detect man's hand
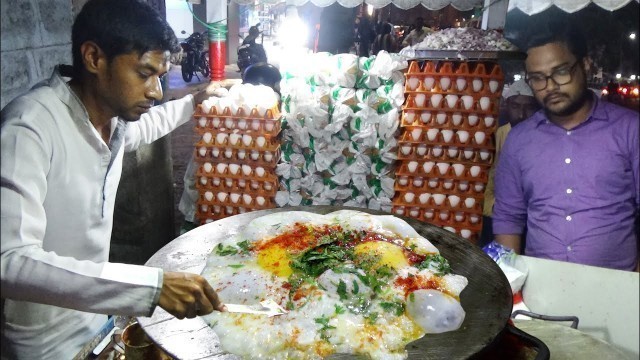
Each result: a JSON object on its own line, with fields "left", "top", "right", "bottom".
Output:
{"left": 158, "top": 271, "right": 225, "bottom": 319}
{"left": 193, "top": 82, "right": 222, "bottom": 105}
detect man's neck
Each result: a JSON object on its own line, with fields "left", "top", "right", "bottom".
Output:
{"left": 69, "top": 78, "right": 114, "bottom": 144}
{"left": 547, "top": 92, "right": 594, "bottom": 130}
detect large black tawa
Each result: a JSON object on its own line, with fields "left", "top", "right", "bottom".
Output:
{"left": 139, "top": 206, "right": 512, "bottom": 359}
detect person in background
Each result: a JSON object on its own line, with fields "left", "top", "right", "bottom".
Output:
{"left": 1, "top": 0, "right": 225, "bottom": 358}
{"left": 492, "top": 20, "right": 639, "bottom": 271}
{"left": 480, "top": 80, "right": 540, "bottom": 247}
{"left": 401, "top": 17, "right": 433, "bottom": 47}
{"left": 356, "top": 16, "right": 375, "bottom": 57}
{"left": 372, "top": 22, "right": 397, "bottom": 54}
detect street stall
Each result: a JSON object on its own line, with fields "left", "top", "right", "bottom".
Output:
{"left": 80, "top": 0, "right": 638, "bottom": 358}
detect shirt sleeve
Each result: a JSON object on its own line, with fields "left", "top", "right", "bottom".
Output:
{"left": 492, "top": 132, "right": 528, "bottom": 235}
{"left": 124, "top": 94, "right": 195, "bottom": 152}
{"left": 1, "top": 97, "right": 162, "bottom": 317}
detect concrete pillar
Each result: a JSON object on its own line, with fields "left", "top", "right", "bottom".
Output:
{"left": 481, "top": 0, "right": 509, "bottom": 30}
{"left": 228, "top": 2, "right": 240, "bottom": 64}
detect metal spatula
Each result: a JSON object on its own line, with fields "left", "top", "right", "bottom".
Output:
{"left": 223, "top": 299, "right": 288, "bottom": 317}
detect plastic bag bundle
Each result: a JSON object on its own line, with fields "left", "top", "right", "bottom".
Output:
{"left": 277, "top": 51, "right": 406, "bottom": 211}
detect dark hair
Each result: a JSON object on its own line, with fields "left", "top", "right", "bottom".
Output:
{"left": 72, "top": 0, "right": 180, "bottom": 77}
{"left": 242, "top": 62, "right": 282, "bottom": 89}
{"left": 525, "top": 19, "right": 588, "bottom": 60}
{"left": 382, "top": 23, "right": 392, "bottom": 35}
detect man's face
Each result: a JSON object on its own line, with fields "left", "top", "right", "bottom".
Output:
{"left": 98, "top": 50, "right": 170, "bottom": 121}
{"left": 506, "top": 95, "right": 539, "bottom": 126}
{"left": 525, "top": 42, "right": 589, "bottom": 117}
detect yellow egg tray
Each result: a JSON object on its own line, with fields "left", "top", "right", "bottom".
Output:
{"left": 400, "top": 110, "right": 498, "bottom": 132}
{"left": 194, "top": 176, "right": 278, "bottom": 198}
{"left": 396, "top": 143, "right": 494, "bottom": 164}
{"left": 193, "top": 146, "right": 281, "bottom": 167}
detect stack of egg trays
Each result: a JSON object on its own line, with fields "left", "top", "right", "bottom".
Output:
{"left": 391, "top": 60, "right": 504, "bottom": 243}
{"left": 191, "top": 105, "right": 282, "bottom": 224}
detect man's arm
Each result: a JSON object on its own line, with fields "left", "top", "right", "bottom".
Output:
{"left": 495, "top": 234, "right": 522, "bottom": 254}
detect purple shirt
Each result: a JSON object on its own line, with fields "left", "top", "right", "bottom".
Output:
{"left": 493, "top": 96, "right": 639, "bottom": 271}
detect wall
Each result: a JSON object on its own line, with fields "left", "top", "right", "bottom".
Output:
{"left": 1, "top": 0, "right": 75, "bottom": 108}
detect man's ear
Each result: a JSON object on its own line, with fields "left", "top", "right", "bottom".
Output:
{"left": 79, "top": 41, "right": 107, "bottom": 75}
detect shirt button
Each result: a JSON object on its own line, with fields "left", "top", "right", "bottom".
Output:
{"left": 567, "top": 131, "right": 572, "bottom": 135}
{"left": 565, "top": 158, "right": 571, "bottom": 164}
{"left": 566, "top": 215, "right": 572, "bottom": 221}
{"left": 567, "top": 245, "right": 572, "bottom": 251}
{"left": 566, "top": 188, "right": 573, "bottom": 194}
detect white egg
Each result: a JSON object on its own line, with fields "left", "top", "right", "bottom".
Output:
{"left": 405, "top": 289, "right": 466, "bottom": 334}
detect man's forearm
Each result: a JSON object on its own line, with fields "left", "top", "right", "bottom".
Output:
{"left": 495, "top": 234, "right": 522, "bottom": 254}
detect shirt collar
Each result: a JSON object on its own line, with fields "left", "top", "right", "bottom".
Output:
{"left": 533, "top": 91, "right": 607, "bottom": 128}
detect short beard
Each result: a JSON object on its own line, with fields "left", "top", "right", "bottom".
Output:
{"left": 546, "top": 89, "right": 590, "bottom": 117}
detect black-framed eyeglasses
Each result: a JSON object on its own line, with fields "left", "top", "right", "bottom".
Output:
{"left": 525, "top": 61, "right": 580, "bottom": 91}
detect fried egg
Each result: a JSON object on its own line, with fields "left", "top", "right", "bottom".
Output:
{"left": 201, "top": 210, "right": 467, "bottom": 359}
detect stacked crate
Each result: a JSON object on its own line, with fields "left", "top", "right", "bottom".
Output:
{"left": 392, "top": 60, "right": 503, "bottom": 243}
{"left": 192, "top": 105, "right": 281, "bottom": 224}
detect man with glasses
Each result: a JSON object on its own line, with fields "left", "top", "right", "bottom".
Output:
{"left": 492, "top": 21, "right": 639, "bottom": 271}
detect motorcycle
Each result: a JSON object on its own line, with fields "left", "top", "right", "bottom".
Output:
{"left": 179, "top": 30, "right": 210, "bottom": 82}
{"left": 237, "top": 24, "right": 268, "bottom": 74}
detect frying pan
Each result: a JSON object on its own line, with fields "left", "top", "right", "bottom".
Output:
{"left": 139, "top": 206, "right": 515, "bottom": 359}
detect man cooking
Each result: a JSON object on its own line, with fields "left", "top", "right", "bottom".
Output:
{"left": 1, "top": 0, "right": 225, "bottom": 358}
{"left": 401, "top": 17, "right": 433, "bottom": 48}
{"left": 492, "top": 21, "right": 639, "bottom": 271}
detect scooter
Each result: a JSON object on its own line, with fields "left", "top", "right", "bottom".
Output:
{"left": 180, "top": 30, "right": 210, "bottom": 82}
{"left": 237, "top": 25, "right": 268, "bottom": 74}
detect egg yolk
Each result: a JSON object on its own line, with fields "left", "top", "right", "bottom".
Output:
{"left": 257, "top": 244, "right": 293, "bottom": 277}
{"left": 353, "top": 241, "right": 409, "bottom": 270}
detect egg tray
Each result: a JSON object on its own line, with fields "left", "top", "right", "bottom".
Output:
{"left": 398, "top": 127, "right": 495, "bottom": 148}
{"left": 193, "top": 147, "right": 281, "bottom": 167}
{"left": 195, "top": 166, "right": 278, "bottom": 184}
{"left": 391, "top": 205, "right": 483, "bottom": 241}
{"left": 195, "top": 178, "right": 278, "bottom": 198}
{"left": 193, "top": 137, "right": 281, "bottom": 156}
{"left": 194, "top": 119, "right": 282, "bottom": 139}
{"left": 395, "top": 161, "right": 491, "bottom": 182}
{"left": 195, "top": 204, "right": 276, "bottom": 225}
{"left": 194, "top": 104, "right": 281, "bottom": 121}
{"left": 404, "top": 75, "right": 503, "bottom": 98}
{"left": 392, "top": 191, "right": 483, "bottom": 215}
{"left": 194, "top": 128, "right": 280, "bottom": 147}
{"left": 394, "top": 175, "right": 487, "bottom": 196}
{"left": 406, "top": 60, "right": 504, "bottom": 80}
{"left": 396, "top": 143, "right": 494, "bottom": 165}
{"left": 400, "top": 111, "right": 497, "bottom": 131}
{"left": 196, "top": 193, "right": 276, "bottom": 211}
{"left": 403, "top": 94, "right": 500, "bottom": 116}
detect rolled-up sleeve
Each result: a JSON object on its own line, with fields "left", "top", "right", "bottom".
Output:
{"left": 492, "top": 134, "right": 527, "bottom": 235}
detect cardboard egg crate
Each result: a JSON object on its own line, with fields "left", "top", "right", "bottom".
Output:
{"left": 391, "top": 205, "right": 483, "bottom": 242}
{"left": 394, "top": 174, "right": 487, "bottom": 196}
